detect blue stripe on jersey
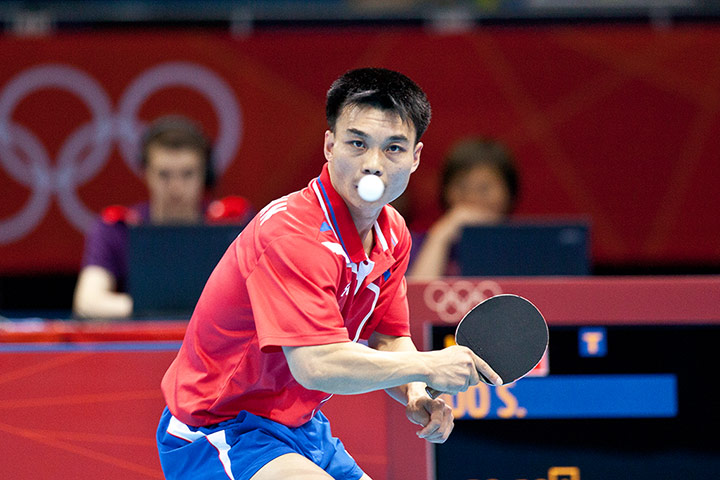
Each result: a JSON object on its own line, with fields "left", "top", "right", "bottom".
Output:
{"left": 316, "top": 177, "right": 349, "bottom": 256}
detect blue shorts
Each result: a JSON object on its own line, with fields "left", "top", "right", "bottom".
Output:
{"left": 156, "top": 407, "right": 365, "bottom": 480}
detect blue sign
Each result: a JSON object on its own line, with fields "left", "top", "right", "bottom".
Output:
{"left": 448, "top": 374, "right": 677, "bottom": 420}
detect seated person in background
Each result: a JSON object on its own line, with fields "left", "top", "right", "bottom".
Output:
{"left": 408, "top": 137, "right": 519, "bottom": 278}
{"left": 73, "top": 115, "right": 253, "bottom": 319}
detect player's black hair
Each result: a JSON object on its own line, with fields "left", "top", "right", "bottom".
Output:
{"left": 441, "top": 137, "right": 519, "bottom": 212}
{"left": 326, "top": 68, "right": 432, "bottom": 143}
{"left": 140, "top": 115, "right": 215, "bottom": 189}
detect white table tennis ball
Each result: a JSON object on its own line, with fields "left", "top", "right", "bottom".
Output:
{"left": 357, "top": 175, "right": 385, "bottom": 202}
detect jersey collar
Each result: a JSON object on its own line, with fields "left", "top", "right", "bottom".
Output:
{"left": 315, "top": 163, "right": 367, "bottom": 264}
{"left": 313, "top": 164, "right": 399, "bottom": 284}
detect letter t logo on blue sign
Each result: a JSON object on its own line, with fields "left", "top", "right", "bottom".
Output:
{"left": 579, "top": 327, "right": 607, "bottom": 357}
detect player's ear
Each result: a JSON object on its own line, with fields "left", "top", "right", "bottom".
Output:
{"left": 324, "top": 130, "right": 335, "bottom": 162}
{"left": 411, "top": 141, "right": 423, "bottom": 174}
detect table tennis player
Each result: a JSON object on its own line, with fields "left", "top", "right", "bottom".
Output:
{"left": 72, "top": 115, "right": 253, "bottom": 319}
{"left": 156, "top": 68, "right": 502, "bottom": 480}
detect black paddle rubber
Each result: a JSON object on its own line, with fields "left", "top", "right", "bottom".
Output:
{"left": 426, "top": 294, "right": 548, "bottom": 398}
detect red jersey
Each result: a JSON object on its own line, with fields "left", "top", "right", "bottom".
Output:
{"left": 161, "top": 164, "right": 412, "bottom": 428}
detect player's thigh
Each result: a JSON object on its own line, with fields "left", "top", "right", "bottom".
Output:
{"left": 250, "top": 453, "right": 331, "bottom": 479}
{"left": 250, "top": 453, "right": 373, "bottom": 480}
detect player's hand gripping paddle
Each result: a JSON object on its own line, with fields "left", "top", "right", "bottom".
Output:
{"left": 426, "top": 294, "right": 548, "bottom": 399}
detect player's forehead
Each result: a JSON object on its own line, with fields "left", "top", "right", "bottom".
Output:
{"left": 336, "top": 104, "right": 416, "bottom": 143}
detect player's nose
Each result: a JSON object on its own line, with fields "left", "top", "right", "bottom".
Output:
{"left": 361, "top": 149, "right": 383, "bottom": 176}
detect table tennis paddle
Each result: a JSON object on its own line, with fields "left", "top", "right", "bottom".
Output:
{"left": 426, "top": 294, "right": 548, "bottom": 399}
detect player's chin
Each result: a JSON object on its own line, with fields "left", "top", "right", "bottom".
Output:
{"left": 352, "top": 192, "right": 385, "bottom": 208}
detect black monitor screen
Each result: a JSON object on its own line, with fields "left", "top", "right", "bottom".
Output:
{"left": 128, "top": 224, "right": 245, "bottom": 318}
{"left": 457, "top": 222, "right": 590, "bottom": 277}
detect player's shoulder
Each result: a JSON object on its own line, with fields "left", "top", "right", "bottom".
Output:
{"left": 253, "top": 189, "right": 347, "bottom": 262}
{"left": 252, "top": 188, "right": 323, "bottom": 240}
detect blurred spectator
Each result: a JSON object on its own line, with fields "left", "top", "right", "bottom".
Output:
{"left": 73, "top": 115, "right": 253, "bottom": 318}
{"left": 408, "top": 137, "right": 518, "bottom": 278}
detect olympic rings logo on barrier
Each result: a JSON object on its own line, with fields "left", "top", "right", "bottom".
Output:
{"left": 0, "top": 62, "right": 242, "bottom": 244}
{"left": 423, "top": 279, "right": 503, "bottom": 323}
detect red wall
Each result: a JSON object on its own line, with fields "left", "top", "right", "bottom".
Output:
{"left": 2, "top": 277, "right": 719, "bottom": 479}
{"left": 2, "top": 26, "right": 720, "bottom": 272}
{"left": 0, "top": 349, "right": 172, "bottom": 479}
{"left": 0, "top": 341, "right": 425, "bottom": 480}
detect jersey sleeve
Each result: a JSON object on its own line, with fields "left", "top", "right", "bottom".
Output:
{"left": 246, "top": 235, "right": 351, "bottom": 352}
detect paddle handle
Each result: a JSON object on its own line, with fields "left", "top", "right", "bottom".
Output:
{"left": 425, "top": 370, "right": 494, "bottom": 399}
{"left": 425, "top": 386, "right": 442, "bottom": 399}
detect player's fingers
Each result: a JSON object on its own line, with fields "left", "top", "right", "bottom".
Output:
{"left": 456, "top": 346, "right": 479, "bottom": 391}
{"left": 417, "top": 402, "right": 453, "bottom": 443}
{"left": 406, "top": 405, "right": 430, "bottom": 427}
{"left": 416, "top": 407, "right": 441, "bottom": 437}
{"left": 416, "top": 418, "right": 439, "bottom": 439}
{"left": 471, "top": 353, "right": 503, "bottom": 386}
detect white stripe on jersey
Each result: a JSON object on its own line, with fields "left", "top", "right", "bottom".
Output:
{"left": 352, "top": 283, "right": 380, "bottom": 342}
{"left": 373, "top": 222, "right": 389, "bottom": 251}
{"left": 355, "top": 259, "right": 374, "bottom": 295}
{"left": 259, "top": 196, "right": 288, "bottom": 226}
{"left": 259, "top": 195, "right": 289, "bottom": 215}
{"left": 390, "top": 228, "right": 399, "bottom": 247}
{"left": 260, "top": 204, "right": 286, "bottom": 225}
{"left": 321, "top": 241, "right": 350, "bottom": 264}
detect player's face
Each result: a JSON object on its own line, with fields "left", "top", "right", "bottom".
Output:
{"left": 144, "top": 145, "right": 206, "bottom": 224}
{"left": 324, "top": 105, "right": 422, "bottom": 212}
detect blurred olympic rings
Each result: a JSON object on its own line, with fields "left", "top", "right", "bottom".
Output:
{"left": 423, "top": 279, "right": 503, "bottom": 323}
{"left": 0, "top": 62, "right": 242, "bottom": 244}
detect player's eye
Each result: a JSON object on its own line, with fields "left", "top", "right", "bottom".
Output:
{"left": 349, "top": 140, "right": 365, "bottom": 149}
{"left": 386, "top": 144, "right": 405, "bottom": 153}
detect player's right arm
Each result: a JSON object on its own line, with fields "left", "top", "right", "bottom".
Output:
{"left": 282, "top": 340, "right": 496, "bottom": 395}
{"left": 73, "top": 265, "right": 133, "bottom": 318}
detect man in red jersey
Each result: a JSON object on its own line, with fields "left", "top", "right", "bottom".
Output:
{"left": 157, "top": 68, "right": 501, "bottom": 480}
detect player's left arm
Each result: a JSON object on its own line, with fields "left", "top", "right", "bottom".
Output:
{"left": 369, "top": 332, "right": 455, "bottom": 444}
